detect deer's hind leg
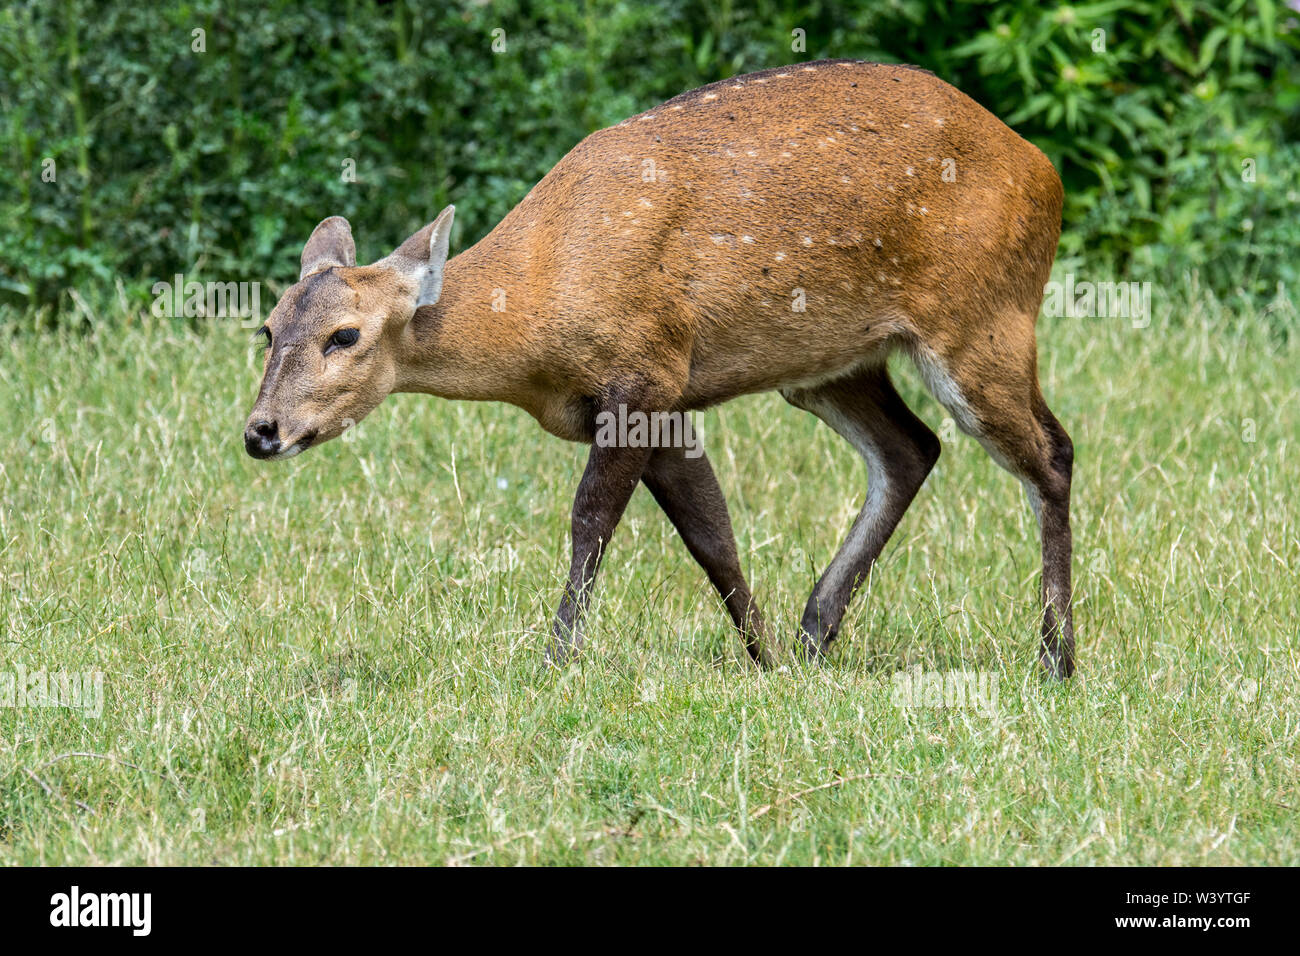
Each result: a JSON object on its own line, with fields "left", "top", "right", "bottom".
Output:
{"left": 908, "top": 321, "right": 1076, "bottom": 679}
{"left": 781, "top": 365, "right": 941, "bottom": 659}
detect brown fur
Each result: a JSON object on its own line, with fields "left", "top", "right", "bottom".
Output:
{"left": 246, "top": 60, "right": 1075, "bottom": 676}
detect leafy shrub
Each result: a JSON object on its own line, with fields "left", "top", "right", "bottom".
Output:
{"left": 1, "top": 0, "right": 1296, "bottom": 322}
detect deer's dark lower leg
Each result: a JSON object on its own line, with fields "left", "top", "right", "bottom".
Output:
{"left": 642, "top": 445, "right": 775, "bottom": 666}
{"left": 547, "top": 439, "right": 653, "bottom": 665}
{"left": 783, "top": 370, "right": 939, "bottom": 659}
{"left": 1035, "top": 409, "right": 1075, "bottom": 679}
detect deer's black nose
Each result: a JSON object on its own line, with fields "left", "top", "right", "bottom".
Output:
{"left": 245, "top": 420, "right": 281, "bottom": 459}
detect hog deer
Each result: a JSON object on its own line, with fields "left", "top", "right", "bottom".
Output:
{"left": 245, "top": 60, "right": 1075, "bottom": 677}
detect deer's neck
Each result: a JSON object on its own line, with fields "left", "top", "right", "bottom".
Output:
{"left": 394, "top": 233, "right": 536, "bottom": 404}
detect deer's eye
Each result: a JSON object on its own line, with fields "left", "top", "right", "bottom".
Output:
{"left": 325, "top": 328, "right": 359, "bottom": 354}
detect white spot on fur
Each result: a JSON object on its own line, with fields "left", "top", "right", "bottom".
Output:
{"left": 774, "top": 252, "right": 786, "bottom": 261}
{"left": 703, "top": 93, "right": 718, "bottom": 101}
{"left": 742, "top": 235, "right": 755, "bottom": 243}
{"left": 802, "top": 236, "right": 813, "bottom": 246}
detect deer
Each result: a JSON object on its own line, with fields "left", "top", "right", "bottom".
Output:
{"left": 244, "top": 60, "right": 1076, "bottom": 678}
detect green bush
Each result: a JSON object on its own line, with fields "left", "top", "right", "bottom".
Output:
{"left": 1, "top": 0, "right": 1296, "bottom": 322}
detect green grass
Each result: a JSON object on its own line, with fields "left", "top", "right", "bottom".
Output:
{"left": 1, "top": 287, "right": 1297, "bottom": 865}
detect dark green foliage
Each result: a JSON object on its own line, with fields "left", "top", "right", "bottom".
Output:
{"left": 2, "top": 0, "right": 1296, "bottom": 321}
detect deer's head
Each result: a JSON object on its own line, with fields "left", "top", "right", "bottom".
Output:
{"left": 244, "top": 207, "right": 454, "bottom": 460}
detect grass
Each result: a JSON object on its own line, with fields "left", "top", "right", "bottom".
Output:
{"left": 1, "top": 284, "right": 1297, "bottom": 865}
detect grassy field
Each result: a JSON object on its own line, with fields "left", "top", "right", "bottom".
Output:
{"left": 1, "top": 286, "right": 1297, "bottom": 865}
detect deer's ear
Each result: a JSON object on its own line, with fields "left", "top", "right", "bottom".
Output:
{"left": 300, "top": 216, "right": 356, "bottom": 280}
{"left": 382, "top": 206, "right": 455, "bottom": 307}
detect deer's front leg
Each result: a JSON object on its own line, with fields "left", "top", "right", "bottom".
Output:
{"left": 546, "top": 437, "right": 654, "bottom": 665}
